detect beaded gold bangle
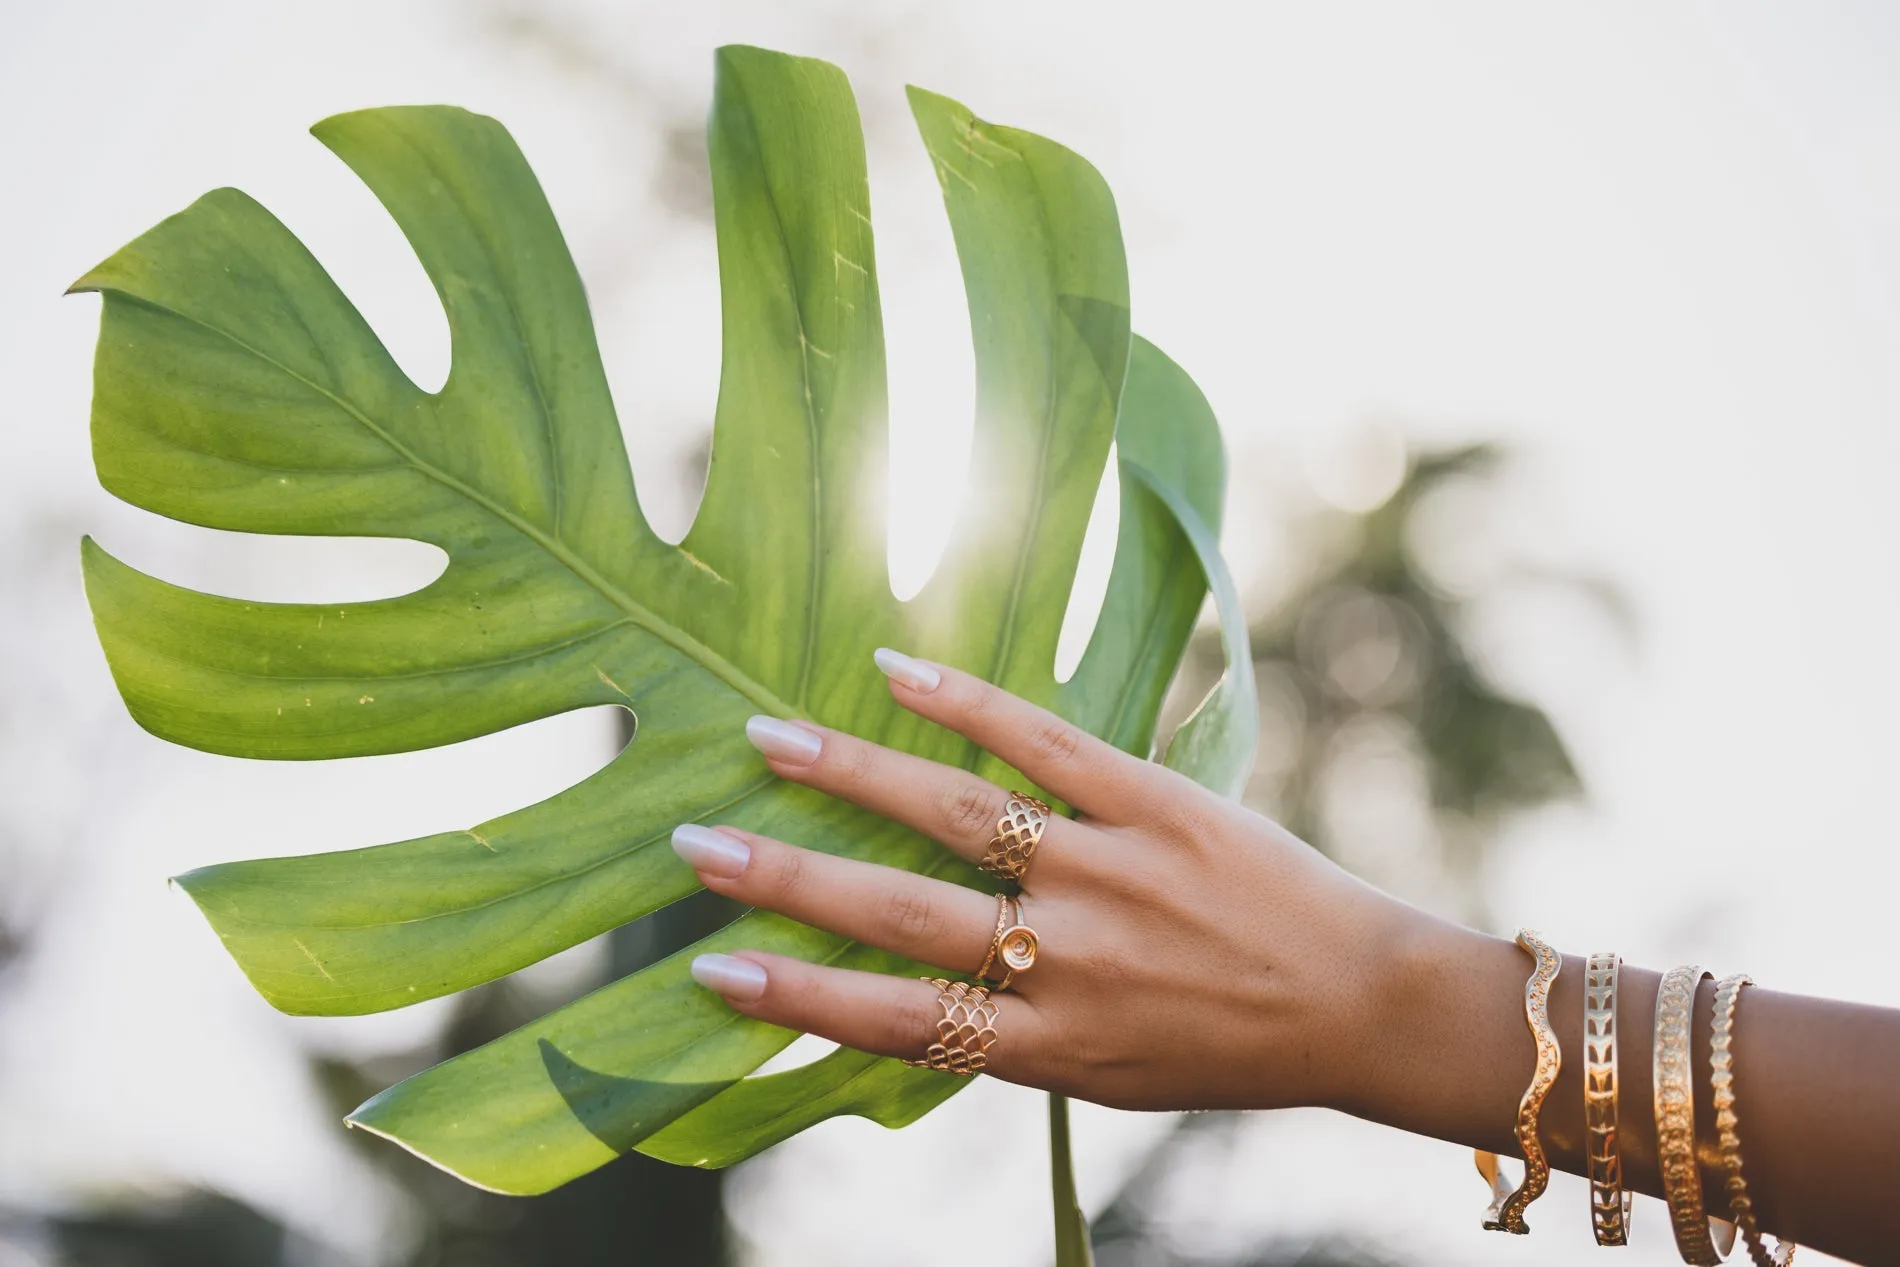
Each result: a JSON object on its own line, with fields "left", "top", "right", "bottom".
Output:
{"left": 1585, "top": 952, "right": 1632, "bottom": 1246}
{"left": 1478, "top": 929, "right": 1562, "bottom": 1235}
{"left": 1655, "top": 964, "right": 1737, "bottom": 1265}
{"left": 1710, "top": 975, "right": 1796, "bottom": 1267}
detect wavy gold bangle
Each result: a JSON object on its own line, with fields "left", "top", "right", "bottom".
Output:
{"left": 1711, "top": 975, "right": 1796, "bottom": 1267}
{"left": 1585, "top": 952, "right": 1632, "bottom": 1246}
{"left": 1479, "top": 929, "right": 1561, "bottom": 1235}
{"left": 1656, "top": 964, "right": 1736, "bottom": 1264}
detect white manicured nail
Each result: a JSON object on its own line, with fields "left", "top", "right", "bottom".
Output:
{"left": 691, "top": 953, "right": 767, "bottom": 1002}
{"left": 671, "top": 824, "right": 751, "bottom": 879}
{"left": 874, "top": 647, "right": 941, "bottom": 693}
{"left": 745, "top": 715, "right": 823, "bottom": 765}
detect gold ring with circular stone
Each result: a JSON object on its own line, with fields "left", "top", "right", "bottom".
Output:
{"left": 990, "top": 897, "right": 1039, "bottom": 991}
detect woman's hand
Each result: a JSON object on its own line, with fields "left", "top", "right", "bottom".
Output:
{"left": 672, "top": 649, "right": 1430, "bottom": 1113}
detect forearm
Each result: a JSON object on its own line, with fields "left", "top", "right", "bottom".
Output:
{"left": 1338, "top": 917, "right": 1900, "bottom": 1264}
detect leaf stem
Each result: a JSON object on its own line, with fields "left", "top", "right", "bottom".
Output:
{"left": 1049, "top": 1092, "right": 1094, "bottom": 1267}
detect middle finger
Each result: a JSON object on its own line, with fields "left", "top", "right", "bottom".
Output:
{"left": 672, "top": 823, "right": 1003, "bottom": 978}
{"left": 743, "top": 715, "right": 1092, "bottom": 878}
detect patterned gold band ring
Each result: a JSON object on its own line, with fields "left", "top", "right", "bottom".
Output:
{"left": 902, "top": 978, "right": 999, "bottom": 1075}
{"left": 981, "top": 792, "right": 1051, "bottom": 883}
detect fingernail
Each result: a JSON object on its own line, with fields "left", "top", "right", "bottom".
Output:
{"left": 746, "top": 715, "right": 823, "bottom": 765}
{"left": 874, "top": 647, "right": 941, "bottom": 693}
{"left": 691, "top": 953, "right": 767, "bottom": 1002}
{"left": 671, "top": 824, "right": 751, "bottom": 879}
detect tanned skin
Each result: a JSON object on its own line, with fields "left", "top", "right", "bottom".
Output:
{"left": 667, "top": 652, "right": 1900, "bottom": 1265}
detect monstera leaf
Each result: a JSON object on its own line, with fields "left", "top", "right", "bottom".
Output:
{"left": 74, "top": 45, "right": 1256, "bottom": 1196}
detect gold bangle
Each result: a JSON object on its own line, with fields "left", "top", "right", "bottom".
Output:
{"left": 1479, "top": 928, "right": 1561, "bottom": 1234}
{"left": 1585, "top": 952, "right": 1632, "bottom": 1246}
{"left": 1656, "top": 964, "right": 1737, "bottom": 1264}
{"left": 1711, "top": 975, "right": 1796, "bottom": 1267}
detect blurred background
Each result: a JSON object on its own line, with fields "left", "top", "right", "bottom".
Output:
{"left": 3, "top": 2, "right": 1898, "bottom": 1264}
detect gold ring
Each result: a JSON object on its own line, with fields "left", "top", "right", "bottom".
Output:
{"left": 974, "top": 893, "right": 1012, "bottom": 982}
{"left": 901, "top": 977, "right": 999, "bottom": 1075}
{"left": 975, "top": 894, "right": 1040, "bottom": 990}
{"left": 981, "top": 792, "right": 1050, "bottom": 883}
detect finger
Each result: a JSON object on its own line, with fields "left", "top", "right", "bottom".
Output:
{"left": 689, "top": 950, "right": 1046, "bottom": 1084}
{"left": 872, "top": 648, "right": 1186, "bottom": 823}
{"left": 742, "top": 715, "right": 1094, "bottom": 874}
{"left": 671, "top": 824, "right": 1001, "bottom": 976}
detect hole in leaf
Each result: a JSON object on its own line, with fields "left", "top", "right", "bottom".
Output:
{"left": 280, "top": 147, "right": 452, "bottom": 394}
{"left": 1054, "top": 443, "right": 1122, "bottom": 683}
{"left": 881, "top": 124, "right": 976, "bottom": 602}
{"left": 95, "top": 509, "right": 448, "bottom": 604}
{"left": 750, "top": 1032, "right": 842, "bottom": 1077}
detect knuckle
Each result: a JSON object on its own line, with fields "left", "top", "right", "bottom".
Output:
{"left": 768, "top": 846, "right": 811, "bottom": 903}
{"left": 889, "top": 992, "right": 941, "bottom": 1052}
{"left": 879, "top": 889, "right": 939, "bottom": 943}
{"left": 1150, "top": 794, "right": 1225, "bottom": 849}
{"left": 830, "top": 738, "right": 877, "bottom": 787}
{"left": 1025, "top": 717, "right": 1083, "bottom": 767}
{"left": 942, "top": 782, "right": 999, "bottom": 837}
{"left": 956, "top": 679, "right": 997, "bottom": 725}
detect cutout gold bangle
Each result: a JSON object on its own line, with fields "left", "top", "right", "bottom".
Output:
{"left": 1585, "top": 952, "right": 1632, "bottom": 1246}
{"left": 1710, "top": 974, "right": 1796, "bottom": 1267}
{"left": 1656, "top": 964, "right": 1737, "bottom": 1265}
{"left": 1478, "top": 928, "right": 1562, "bottom": 1235}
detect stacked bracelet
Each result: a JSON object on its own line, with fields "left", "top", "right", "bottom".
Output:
{"left": 1655, "top": 964, "right": 1738, "bottom": 1264}
{"left": 1478, "top": 928, "right": 1562, "bottom": 1234}
{"left": 1584, "top": 952, "right": 1632, "bottom": 1245}
{"left": 1475, "top": 940, "right": 1793, "bottom": 1260}
{"left": 1710, "top": 975, "right": 1796, "bottom": 1267}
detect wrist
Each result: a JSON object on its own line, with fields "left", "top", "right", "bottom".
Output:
{"left": 1313, "top": 897, "right": 1477, "bottom": 1118}
{"left": 1327, "top": 910, "right": 1527, "bottom": 1142}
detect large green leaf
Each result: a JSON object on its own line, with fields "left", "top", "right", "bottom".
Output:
{"left": 74, "top": 45, "right": 1249, "bottom": 1193}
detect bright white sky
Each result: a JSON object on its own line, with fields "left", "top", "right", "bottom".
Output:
{"left": 3, "top": 3, "right": 1897, "bottom": 1265}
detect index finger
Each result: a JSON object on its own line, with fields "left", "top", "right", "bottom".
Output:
{"left": 872, "top": 648, "right": 1190, "bottom": 825}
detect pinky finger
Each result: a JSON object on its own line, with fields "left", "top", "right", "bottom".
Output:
{"left": 691, "top": 951, "right": 1048, "bottom": 1085}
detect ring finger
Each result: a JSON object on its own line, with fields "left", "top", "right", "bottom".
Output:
{"left": 672, "top": 823, "right": 1010, "bottom": 980}
{"left": 689, "top": 949, "right": 1050, "bottom": 1085}
{"left": 742, "top": 715, "right": 1091, "bottom": 878}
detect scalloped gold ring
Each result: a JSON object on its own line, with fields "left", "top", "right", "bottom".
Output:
{"left": 902, "top": 978, "right": 999, "bottom": 1075}
{"left": 980, "top": 792, "right": 1050, "bottom": 883}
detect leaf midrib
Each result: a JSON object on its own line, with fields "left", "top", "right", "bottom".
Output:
{"left": 107, "top": 290, "right": 805, "bottom": 723}
{"left": 724, "top": 71, "right": 827, "bottom": 711}
{"left": 977, "top": 125, "right": 1058, "bottom": 693}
